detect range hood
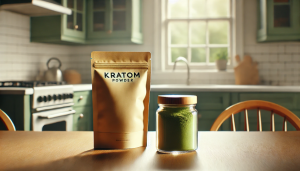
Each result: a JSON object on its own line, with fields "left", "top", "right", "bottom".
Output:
{"left": 0, "top": 0, "right": 72, "bottom": 16}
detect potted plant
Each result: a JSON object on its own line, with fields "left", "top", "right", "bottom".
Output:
{"left": 215, "top": 49, "right": 228, "bottom": 71}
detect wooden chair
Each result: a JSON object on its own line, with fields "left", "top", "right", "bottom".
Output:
{"left": 210, "top": 100, "right": 300, "bottom": 131}
{"left": 0, "top": 109, "right": 16, "bottom": 131}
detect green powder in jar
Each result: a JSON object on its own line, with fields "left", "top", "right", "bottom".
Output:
{"left": 157, "top": 106, "right": 198, "bottom": 151}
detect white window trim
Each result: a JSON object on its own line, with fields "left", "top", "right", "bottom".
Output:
{"left": 153, "top": 0, "right": 244, "bottom": 73}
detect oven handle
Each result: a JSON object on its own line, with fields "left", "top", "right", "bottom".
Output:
{"left": 38, "top": 110, "right": 76, "bottom": 119}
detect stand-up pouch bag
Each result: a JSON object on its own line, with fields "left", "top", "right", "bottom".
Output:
{"left": 91, "top": 51, "right": 151, "bottom": 149}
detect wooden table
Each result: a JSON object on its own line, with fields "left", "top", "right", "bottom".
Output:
{"left": 1, "top": 131, "right": 300, "bottom": 171}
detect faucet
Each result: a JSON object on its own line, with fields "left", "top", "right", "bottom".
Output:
{"left": 173, "top": 57, "right": 190, "bottom": 85}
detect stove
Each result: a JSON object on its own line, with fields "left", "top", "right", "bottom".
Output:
{"left": 0, "top": 81, "right": 75, "bottom": 131}
{"left": 0, "top": 81, "right": 66, "bottom": 87}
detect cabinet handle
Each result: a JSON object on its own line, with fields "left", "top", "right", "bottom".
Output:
{"left": 79, "top": 96, "right": 83, "bottom": 100}
{"left": 198, "top": 114, "right": 202, "bottom": 119}
{"left": 74, "top": 25, "right": 79, "bottom": 30}
{"left": 79, "top": 114, "right": 84, "bottom": 119}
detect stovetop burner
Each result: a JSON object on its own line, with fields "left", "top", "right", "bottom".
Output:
{"left": 0, "top": 81, "right": 66, "bottom": 88}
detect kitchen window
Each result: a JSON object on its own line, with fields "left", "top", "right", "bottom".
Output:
{"left": 160, "top": 0, "right": 233, "bottom": 70}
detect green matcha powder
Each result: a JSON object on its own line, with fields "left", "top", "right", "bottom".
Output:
{"left": 157, "top": 106, "right": 198, "bottom": 152}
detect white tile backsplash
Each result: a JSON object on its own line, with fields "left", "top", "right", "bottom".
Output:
{"left": 0, "top": 10, "right": 72, "bottom": 82}
{"left": 243, "top": 0, "right": 300, "bottom": 86}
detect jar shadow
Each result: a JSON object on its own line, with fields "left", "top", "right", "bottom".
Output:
{"left": 153, "top": 151, "right": 199, "bottom": 170}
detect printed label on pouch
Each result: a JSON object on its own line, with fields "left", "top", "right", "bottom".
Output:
{"left": 104, "top": 72, "right": 140, "bottom": 82}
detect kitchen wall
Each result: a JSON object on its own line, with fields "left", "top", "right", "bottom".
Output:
{"left": 244, "top": 0, "right": 300, "bottom": 85}
{"left": 0, "top": 11, "right": 72, "bottom": 81}
{"left": 1, "top": 0, "right": 300, "bottom": 85}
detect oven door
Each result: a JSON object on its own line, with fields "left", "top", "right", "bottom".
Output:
{"left": 32, "top": 107, "right": 75, "bottom": 131}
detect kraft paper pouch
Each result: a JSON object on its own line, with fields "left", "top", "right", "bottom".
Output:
{"left": 91, "top": 51, "right": 151, "bottom": 149}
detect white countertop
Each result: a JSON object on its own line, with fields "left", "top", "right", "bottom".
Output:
{"left": 150, "top": 84, "right": 300, "bottom": 92}
{"left": 73, "top": 84, "right": 92, "bottom": 92}
{"left": 72, "top": 84, "right": 300, "bottom": 92}
{"left": 1, "top": 84, "right": 300, "bottom": 95}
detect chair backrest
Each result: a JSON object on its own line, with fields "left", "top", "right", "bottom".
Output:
{"left": 0, "top": 109, "right": 16, "bottom": 131}
{"left": 210, "top": 100, "right": 300, "bottom": 131}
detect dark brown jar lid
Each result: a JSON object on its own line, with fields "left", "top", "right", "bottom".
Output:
{"left": 157, "top": 95, "right": 197, "bottom": 105}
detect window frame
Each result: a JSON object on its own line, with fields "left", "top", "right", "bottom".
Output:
{"left": 159, "top": 0, "right": 236, "bottom": 71}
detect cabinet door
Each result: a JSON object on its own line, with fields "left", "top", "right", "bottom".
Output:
{"left": 62, "top": 0, "right": 86, "bottom": 41}
{"left": 73, "top": 91, "right": 92, "bottom": 107}
{"left": 238, "top": 93, "right": 300, "bottom": 131}
{"left": 257, "top": 0, "right": 300, "bottom": 42}
{"left": 239, "top": 93, "right": 299, "bottom": 110}
{"left": 238, "top": 109, "right": 298, "bottom": 131}
{"left": 73, "top": 106, "right": 92, "bottom": 131}
{"left": 87, "top": 0, "right": 142, "bottom": 44}
{"left": 198, "top": 110, "right": 230, "bottom": 131}
{"left": 267, "top": 0, "right": 300, "bottom": 35}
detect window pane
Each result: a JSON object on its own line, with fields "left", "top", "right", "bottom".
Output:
{"left": 209, "top": 21, "right": 228, "bottom": 44}
{"left": 207, "top": 0, "right": 229, "bottom": 18}
{"left": 274, "top": 5, "right": 290, "bottom": 27}
{"left": 210, "top": 48, "right": 228, "bottom": 62}
{"left": 77, "top": 0, "right": 83, "bottom": 11}
{"left": 170, "top": 22, "right": 188, "bottom": 44}
{"left": 191, "top": 22, "right": 206, "bottom": 44}
{"left": 191, "top": 48, "right": 206, "bottom": 62}
{"left": 168, "top": 0, "right": 188, "bottom": 18}
{"left": 67, "top": 13, "right": 74, "bottom": 30}
{"left": 94, "top": 0, "right": 105, "bottom": 10}
{"left": 190, "top": 0, "right": 206, "bottom": 18}
{"left": 274, "top": 0, "right": 289, "bottom": 2}
{"left": 67, "top": 0, "right": 74, "bottom": 9}
{"left": 113, "top": 0, "right": 126, "bottom": 9}
{"left": 94, "top": 12, "right": 105, "bottom": 31}
{"left": 76, "top": 13, "right": 83, "bottom": 31}
{"left": 171, "top": 48, "right": 187, "bottom": 62}
{"left": 113, "top": 11, "right": 126, "bottom": 30}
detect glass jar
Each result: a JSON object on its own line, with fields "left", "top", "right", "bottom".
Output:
{"left": 156, "top": 95, "right": 198, "bottom": 153}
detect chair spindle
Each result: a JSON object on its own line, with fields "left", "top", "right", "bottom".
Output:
{"left": 231, "top": 114, "right": 236, "bottom": 131}
{"left": 283, "top": 116, "right": 287, "bottom": 132}
{"left": 244, "top": 109, "right": 249, "bottom": 131}
{"left": 270, "top": 111, "right": 275, "bottom": 132}
{"left": 257, "top": 108, "right": 262, "bottom": 131}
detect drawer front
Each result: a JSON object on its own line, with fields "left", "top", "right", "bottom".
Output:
{"left": 73, "top": 91, "right": 92, "bottom": 107}
{"left": 239, "top": 93, "right": 298, "bottom": 110}
{"left": 197, "top": 92, "right": 230, "bottom": 110}
{"left": 73, "top": 106, "right": 92, "bottom": 131}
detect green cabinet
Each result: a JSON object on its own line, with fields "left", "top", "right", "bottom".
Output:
{"left": 31, "top": 0, "right": 86, "bottom": 44}
{"left": 257, "top": 0, "right": 300, "bottom": 42}
{"left": 86, "top": 0, "right": 143, "bottom": 44}
{"left": 237, "top": 92, "right": 299, "bottom": 131}
{"left": 0, "top": 94, "right": 31, "bottom": 131}
{"left": 148, "top": 92, "right": 231, "bottom": 131}
{"left": 73, "top": 91, "right": 93, "bottom": 131}
{"left": 31, "top": 0, "right": 142, "bottom": 45}
{"left": 149, "top": 91, "right": 300, "bottom": 131}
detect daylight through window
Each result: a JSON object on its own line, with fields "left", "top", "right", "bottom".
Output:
{"left": 166, "top": 0, "right": 231, "bottom": 66}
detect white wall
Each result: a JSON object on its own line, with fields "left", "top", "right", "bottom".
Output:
{"left": 0, "top": 11, "right": 72, "bottom": 81}
{"left": 244, "top": 0, "right": 300, "bottom": 85}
